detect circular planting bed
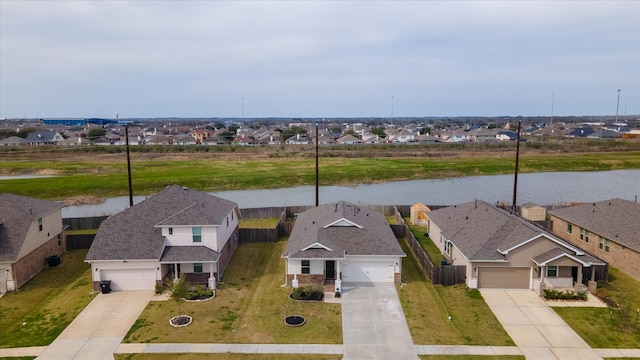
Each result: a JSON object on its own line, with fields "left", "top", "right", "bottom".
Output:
{"left": 284, "top": 315, "right": 306, "bottom": 327}
{"left": 169, "top": 315, "right": 192, "bottom": 328}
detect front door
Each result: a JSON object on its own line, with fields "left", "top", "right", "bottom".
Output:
{"left": 325, "top": 260, "right": 336, "bottom": 280}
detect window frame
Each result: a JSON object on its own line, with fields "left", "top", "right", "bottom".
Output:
{"left": 599, "top": 237, "right": 604, "bottom": 250}
{"left": 192, "top": 227, "right": 202, "bottom": 243}
{"left": 168, "top": 227, "right": 173, "bottom": 235}
{"left": 567, "top": 223, "right": 572, "bottom": 234}
{"left": 194, "top": 263, "right": 203, "bottom": 273}
{"left": 38, "top": 218, "right": 43, "bottom": 232}
{"left": 546, "top": 265, "right": 558, "bottom": 277}
{"left": 301, "top": 260, "right": 310, "bottom": 274}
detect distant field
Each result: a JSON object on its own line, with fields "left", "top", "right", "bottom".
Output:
{"left": 1, "top": 140, "right": 639, "bottom": 202}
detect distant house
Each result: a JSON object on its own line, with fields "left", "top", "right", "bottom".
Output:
{"left": 85, "top": 186, "right": 240, "bottom": 291}
{"left": 0, "top": 193, "right": 66, "bottom": 293}
{"left": 336, "top": 134, "right": 362, "bottom": 145}
{"left": 0, "top": 136, "right": 29, "bottom": 146}
{"left": 282, "top": 201, "right": 405, "bottom": 287}
{"left": 548, "top": 199, "right": 640, "bottom": 281}
{"left": 427, "top": 200, "right": 606, "bottom": 294}
{"left": 25, "top": 131, "right": 65, "bottom": 145}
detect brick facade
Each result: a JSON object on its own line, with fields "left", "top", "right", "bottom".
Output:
{"left": 217, "top": 227, "right": 240, "bottom": 280}
{"left": 550, "top": 216, "right": 639, "bottom": 281}
{"left": 287, "top": 274, "right": 325, "bottom": 287}
{"left": 13, "top": 234, "right": 64, "bottom": 289}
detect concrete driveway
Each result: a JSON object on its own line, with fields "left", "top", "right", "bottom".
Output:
{"left": 480, "top": 289, "right": 602, "bottom": 360}
{"left": 341, "top": 283, "right": 418, "bottom": 360}
{"left": 37, "top": 291, "right": 154, "bottom": 360}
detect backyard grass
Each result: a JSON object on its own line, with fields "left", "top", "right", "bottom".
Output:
{"left": 553, "top": 267, "right": 640, "bottom": 348}
{"left": 115, "top": 354, "right": 341, "bottom": 360}
{"left": 123, "top": 238, "right": 342, "bottom": 344}
{"left": 239, "top": 218, "right": 279, "bottom": 228}
{"left": 397, "top": 237, "right": 514, "bottom": 346}
{"left": 419, "top": 356, "right": 524, "bottom": 360}
{"left": 0, "top": 250, "right": 95, "bottom": 348}
{"left": 1, "top": 147, "right": 639, "bottom": 201}
{"left": 407, "top": 223, "right": 443, "bottom": 263}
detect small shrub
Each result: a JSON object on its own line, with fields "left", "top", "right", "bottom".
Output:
{"left": 154, "top": 283, "right": 163, "bottom": 294}
{"left": 544, "top": 289, "right": 587, "bottom": 301}
{"left": 291, "top": 285, "right": 324, "bottom": 301}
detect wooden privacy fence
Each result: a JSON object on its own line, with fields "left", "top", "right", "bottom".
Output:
{"left": 66, "top": 234, "right": 95, "bottom": 250}
{"left": 395, "top": 206, "right": 465, "bottom": 286}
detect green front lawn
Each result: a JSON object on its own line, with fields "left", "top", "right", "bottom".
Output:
{"left": 115, "top": 354, "right": 341, "bottom": 360}
{"left": 123, "top": 238, "right": 342, "bottom": 344}
{"left": 0, "top": 250, "right": 95, "bottom": 348}
{"left": 553, "top": 267, "right": 640, "bottom": 348}
{"left": 398, "top": 237, "right": 514, "bottom": 346}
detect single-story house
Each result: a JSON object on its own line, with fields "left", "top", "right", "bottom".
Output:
{"left": 0, "top": 193, "right": 66, "bottom": 293}
{"left": 548, "top": 198, "right": 640, "bottom": 281}
{"left": 282, "top": 201, "right": 405, "bottom": 288}
{"left": 427, "top": 200, "right": 606, "bottom": 294}
{"left": 85, "top": 185, "right": 240, "bottom": 292}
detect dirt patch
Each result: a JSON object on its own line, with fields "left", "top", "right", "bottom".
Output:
{"left": 63, "top": 195, "right": 106, "bottom": 206}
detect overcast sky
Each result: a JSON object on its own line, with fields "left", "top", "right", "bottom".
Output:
{"left": 1, "top": 1, "right": 638, "bottom": 119}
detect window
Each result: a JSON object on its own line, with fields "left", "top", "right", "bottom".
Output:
{"left": 57, "top": 234, "right": 62, "bottom": 246}
{"left": 547, "top": 265, "right": 558, "bottom": 277}
{"left": 231, "top": 211, "right": 234, "bottom": 220}
{"left": 444, "top": 241, "right": 451, "bottom": 255}
{"left": 227, "top": 217, "right": 229, "bottom": 226}
{"left": 585, "top": 230, "right": 590, "bottom": 243}
{"left": 605, "top": 239, "right": 610, "bottom": 252}
{"left": 168, "top": 227, "right": 173, "bottom": 235}
{"left": 194, "top": 263, "right": 203, "bottom": 273}
{"left": 599, "top": 237, "right": 604, "bottom": 250}
{"left": 192, "top": 227, "right": 202, "bottom": 242}
{"left": 567, "top": 223, "right": 572, "bottom": 234}
{"left": 38, "top": 218, "right": 43, "bottom": 232}
{"left": 301, "top": 260, "right": 310, "bottom": 274}
{"left": 579, "top": 228, "right": 584, "bottom": 240}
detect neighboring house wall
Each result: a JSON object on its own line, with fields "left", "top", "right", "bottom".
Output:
{"left": 551, "top": 216, "right": 640, "bottom": 280}
{"left": 10, "top": 235, "right": 64, "bottom": 291}
{"left": 216, "top": 227, "right": 240, "bottom": 280}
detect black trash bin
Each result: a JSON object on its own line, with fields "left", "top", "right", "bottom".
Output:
{"left": 100, "top": 280, "right": 111, "bottom": 294}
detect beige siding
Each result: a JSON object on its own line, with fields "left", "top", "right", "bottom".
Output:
{"left": 507, "top": 237, "right": 562, "bottom": 266}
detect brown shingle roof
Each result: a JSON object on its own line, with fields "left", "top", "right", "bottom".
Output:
{"left": 283, "top": 201, "right": 404, "bottom": 259}
{"left": 86, "top": 185, "right": 237, "bottom": 261}
{"left": 0, "top": 193, "right": 63, "bottom": 262}
{"left": 548, "top": 198, "right": 640, "bottom": 252}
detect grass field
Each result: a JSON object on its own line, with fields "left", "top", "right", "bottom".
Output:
{"left": 0, "top": 250, "right": 95, "bottom": 348}
{"left": 123, "top": 238, "right": 343, "bottom": 344}
{"left": 1, "top": 142, "right": 639, "bottom": 202}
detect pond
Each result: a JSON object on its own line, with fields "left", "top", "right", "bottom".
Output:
{"left": 61, "top": 170, "right": 640, "bottom": 218}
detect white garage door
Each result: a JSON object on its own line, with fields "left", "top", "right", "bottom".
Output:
{"left": 100, "top": 269, "right": 156, "bottom": 291}
{"left": 341, "top": 261, "right": 395, "bottom": 283}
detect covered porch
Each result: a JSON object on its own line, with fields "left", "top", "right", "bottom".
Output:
{"left": 533, "top": 248, "right": 606, "bottom": 295}
{"left": 160, "top": 246, "right": 221, "bottom": 289}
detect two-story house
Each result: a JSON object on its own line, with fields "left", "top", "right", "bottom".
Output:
{"left": 85, "top": 185, "right": 240, "bottom": 291}
{"left": 0, "top": 193, "right": 65, "bottom": 293}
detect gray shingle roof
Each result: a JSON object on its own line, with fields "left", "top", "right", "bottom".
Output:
{"left": 85, "top": 185, "right": 237, "bottom": 261}
{"left": 532, "top": 247, "right": 605, "bottom": 266}
{"left": 0, "top": 193, "right": 63, "bottom": 262}
{"left": 548, "top": 198, "right": 640, "bottom": 252}
{"left": 160, "top": 246, "right": 220, "bottom": 263}
{"left": 283, "top": 201, "right": 404, "bottom": 259}
{"left": 427, "top": 200, "right": 598, "bottom": 262}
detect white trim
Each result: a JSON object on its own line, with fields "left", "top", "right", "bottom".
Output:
{"left": 533, "top": 252, "right": 592, "bottom": 267}
{"left": 324, "top": 218, "right": 362, "bottom": 228}
{"left": 301, "top": 242, "right": 333, "bottom": 252}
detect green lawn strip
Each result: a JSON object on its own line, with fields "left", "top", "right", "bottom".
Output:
{"left": 419, "top": 356, "right": 525, "bottom": 360}
{"left": 2, "top": 150, "right": 640, "bottom": 200}
{"left": 407, "top": 223, "right": 443, "bottom": 264}
{"left": 239, "top": 218, "right": 279, "bottom": 229}
{"left": 115, "top": 354, "right": 341, "bottom": 360}
{"left": 66, "top": 229, "right": 98, "bottom": 235}
{"left": 0, "top": 357, "right": 37, "bottom": 360}
{"left": 123, "top": 238, "right": 342, "bottom": 344}
{"left": 397, "top": 237, "right": 514, "bottom": 346}
{"left": 552, "top": 266, "right": 640, "bottom": 349}
{"left": 0, "top": 250, "right": 95, "bottom": 348}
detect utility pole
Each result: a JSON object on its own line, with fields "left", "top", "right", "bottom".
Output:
{"left": 125, "top": 123, "right": 133, "bottom": 207}
{"left": 615, "top": 89, "right": 621, "bottom": 125}
{"left": 512, "top": 122, "right": 521, "bottom": 213}
{"left": 315, "top": 123, "right": 319, "bottom": 206}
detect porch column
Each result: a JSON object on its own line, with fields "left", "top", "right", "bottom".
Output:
{"left": 588, "top": 265, "right": 598, "bottom": 294}
{"left": 173, "top": 263, "right": 178, "bottom": 284}
{"left": 576, "top": 266, "right": 583, "bottom": 285}
{"left": 208, "top": 263, "right": 216, "bottom": 289}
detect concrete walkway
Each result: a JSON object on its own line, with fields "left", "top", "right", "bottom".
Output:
{"left": 35, "top": 290, "right": 154, "bottom": 360}
{"left": 341, "top": 283, "right": 418, "bottom": 359}
{"left": 481, "top": 289, "right": 604, "bottom": 360}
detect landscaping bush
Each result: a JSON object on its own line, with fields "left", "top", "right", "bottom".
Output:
{"left": 291, "top": 285, "right": 324, "bottom": 301}
{"left": 544, "top": 289, "right": 587, "bottom": 301}
{"left": 186, "top": 285, "right": 214, "bottom": 300}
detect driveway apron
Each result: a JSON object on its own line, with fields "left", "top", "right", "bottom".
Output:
{"left": 480, "top": 289, "right": 602, "bottom": 360}
{"left": 37, "top": 291, "right": 154, "bottom": 360}
{"left": 341, "top": 283, "right": 418, "bottom": 360}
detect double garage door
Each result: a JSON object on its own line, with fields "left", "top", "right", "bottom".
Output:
{"left": 341, "top": 260, "right": 395, "bottom": 283}
{"left": 100, "top": 269, "right": 156, "bottom": 291}
{"left": 477, "top": 267, "right": 530, "bottom": 289}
